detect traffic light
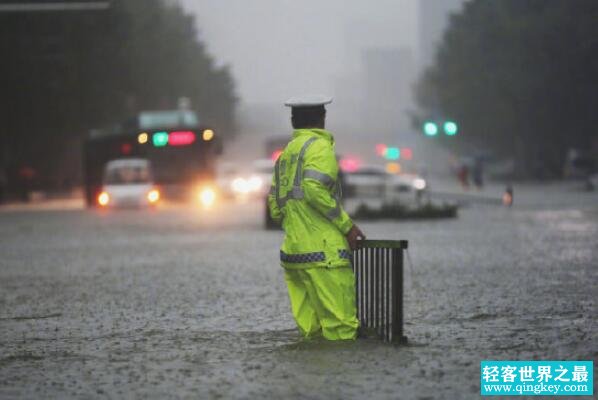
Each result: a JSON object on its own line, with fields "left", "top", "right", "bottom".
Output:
{"left": 375, "top": 144, "right": 387, "bottom": 156}
{"left": 423, "top": 120, "right": 458, "bottom": 136}
{"left": 423, "top": 121, "right": 438, "bottom": 136}
{"left": 152, "top": 131, "right": 169, "bottom": 147}
{"left": 147, "top": 130, "right": 208, "bottom": 147}
{"left": 385, "top": 147, "right": 400, "bottom": 160}
{"left": 443, "top": 121, "right": 458, "bottom": 136}
{"left": 375, "top": 145, "right": 413, "bottom": 161}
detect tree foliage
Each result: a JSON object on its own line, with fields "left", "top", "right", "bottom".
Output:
{"left": 0, "top": 0, "right": 237, "bottom": 190}
{"left": 414, "top": 0, "right": 598, "bottom": 177}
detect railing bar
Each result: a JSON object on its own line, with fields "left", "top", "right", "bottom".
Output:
{"left": 373, "top": 247, "right": 376, "bottom": 330}
{"left": 398, "top": 248, "right": 404, "bottom": 340}
{"left": 391, "top": 248, "right": 398, "bottom": 341}
{"left": 368, "top": 245, "right": 374, "bottom": 327}
{"left": 383, "top": 249, "right": 390, "bottom": 341}
{"left": 388, "top": 248, "right": 392, "bottom": 342}
{"left": 384, "top": 249, "right": 391, "bottom": 341}
{"left": 356, "top": 247, "right": 360, "bottom": 322}
{"left": 374, "top": 249, "right": 382, "bottom": 333}
{"left": 380, "top": 248, "right": 384, "bottom": 341}
{"left": 360, "top": 247, "right": 364, "bottom": 323}
{"left": 356, "top": 247, "right": 359, "bottom": 322}
{"left": 363, "top": 247, "right": 367, "bottom": 327}
{"left": 365, "top": 247, "right": 369, "bottom": 327}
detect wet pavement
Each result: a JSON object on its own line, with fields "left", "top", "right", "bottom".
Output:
{"left": 0, "top": 182, "right": 597, "bottom": 399}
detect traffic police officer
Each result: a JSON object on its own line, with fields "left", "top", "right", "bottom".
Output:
{"left": 268, "top": 94, "right": 365, "bottom": 340}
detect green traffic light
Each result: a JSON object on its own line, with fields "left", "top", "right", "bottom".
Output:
{"left": 385, "top": 147, "right": 400, "bottom": 160}
{"left": 423, "top": 122, "right": 438, "bottom": 136}
{"left": 153, "top": 131, "right": 169, "bottom": 147}
{"left": 444, "top": 121, "right": 458, "bottom": 136}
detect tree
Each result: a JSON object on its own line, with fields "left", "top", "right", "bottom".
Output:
{"left": 0, "top": 0, "right": 237, "bottom": 193}
{"left": 413, "top": 0, "right": 598, "bottom": 178}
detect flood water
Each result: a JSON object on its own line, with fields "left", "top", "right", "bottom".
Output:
{"left": 0, "top": 182, "right": 596, "bottom": 398}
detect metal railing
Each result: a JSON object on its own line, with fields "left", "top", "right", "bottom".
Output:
{"left": 353, "top": 239, "right": 408, "bottom": 343}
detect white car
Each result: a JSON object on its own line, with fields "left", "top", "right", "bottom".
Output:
{"left": 344, "top": 165, "right": 427, "bottom": 202}
{"left": 249, "top": 159, "right": 275, "bottom": 196}
{"left": 216, "top": 159, "right": 274, "bottom": 199}
{"left": 343, "top": 165, "right": 388, "bottom": 198}
{"left": 97, "top": 158, "right": 160, "bottom": 208}
{"left": 387, "top": 173, "right": 428, "bottom": 203}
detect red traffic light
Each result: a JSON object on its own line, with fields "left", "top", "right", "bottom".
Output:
{"left": 375, "top": 144, "right": 387, "bottom": 156}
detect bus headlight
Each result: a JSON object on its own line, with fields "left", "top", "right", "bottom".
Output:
{"left": 199, "top": 187, "right": 216, "bottom": 208}
{"left": 147, "top": 189, "right": 160, "bottom": 204}
{"left": 98, "top": 191, "right": 110, "bottom": 207}
{"left": 202, "top": 129, "right": 214, "bottom": 141}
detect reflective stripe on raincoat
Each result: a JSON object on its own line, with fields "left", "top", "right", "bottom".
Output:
{"left": 268, "top": 128, "right": 354, "bottom": 270}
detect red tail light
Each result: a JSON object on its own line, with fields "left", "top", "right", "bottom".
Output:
{"left": 340, "top": 156, "right": 361, "bottom": 173}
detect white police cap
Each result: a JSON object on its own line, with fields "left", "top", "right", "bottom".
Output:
{"left": 284, "top": 94, "right": 333, "bottom": 107}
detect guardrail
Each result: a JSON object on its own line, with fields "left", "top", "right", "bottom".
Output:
{"left": 353, "top": 239, "right": 408, "bottom": 343}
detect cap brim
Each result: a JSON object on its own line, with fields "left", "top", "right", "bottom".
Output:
{"left": 284, "top": 95, "right": 333, "bottom": 107}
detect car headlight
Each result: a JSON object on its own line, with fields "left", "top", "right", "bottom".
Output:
{"left": 199, "top": 187, "right": 216, "bottom": 208}
{"left": 248, "top": 176, "right": 263, "bottom": 192}
{"left": 413, "top": 178, "right": 427, "bottom": 191}
{"left": 147, "top": 189, "right": 160, "bottom": 203}
{"left": 231, "top": 177, "right": 250, "bottom": 194}
{"left": 98, "top": 191, "right": 110, "bottom": 206}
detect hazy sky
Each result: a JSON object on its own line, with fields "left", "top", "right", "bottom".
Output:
{"left": 179, "top": 0, "right": 419, "bottom": 105}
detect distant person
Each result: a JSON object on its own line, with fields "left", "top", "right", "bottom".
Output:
{"left": 472, "top": 156, "right": 484, "bottom": 189}
{"left": 503, "top": 184, "right": 514, "bottom": 207}
{"left": 268, "top": 95, "right": 364, "bottom": 341}
{"left": 457, "top": 163, "right": 470, "bottom": 190}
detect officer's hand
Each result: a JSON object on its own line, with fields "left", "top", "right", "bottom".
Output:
{"left": 346, "top": 225, "right": 366, "bottom": 251}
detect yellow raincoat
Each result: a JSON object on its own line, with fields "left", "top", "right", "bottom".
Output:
{"left": 268, "top": 128, "right": 359, "bottom": 340}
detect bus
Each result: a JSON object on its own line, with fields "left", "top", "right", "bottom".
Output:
{"left": 83, "top": 110, "right": 222, "bottom": 207}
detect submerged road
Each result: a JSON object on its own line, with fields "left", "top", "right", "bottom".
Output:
{"left": 0, "top": 182, "right": 596, "bottom": 398}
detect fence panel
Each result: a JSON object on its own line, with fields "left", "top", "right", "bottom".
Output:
{"left": 353, "top": 239, "right": 408, "bottom": 343}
